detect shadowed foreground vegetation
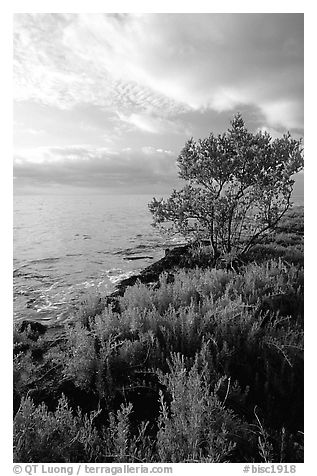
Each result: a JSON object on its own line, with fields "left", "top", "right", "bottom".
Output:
{"left": 13, "top": 207, "right": 303, "bottom": 463}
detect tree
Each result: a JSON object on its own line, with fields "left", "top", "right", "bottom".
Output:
{"left": 148, "top": 114, "right": 303, "bottom": 263}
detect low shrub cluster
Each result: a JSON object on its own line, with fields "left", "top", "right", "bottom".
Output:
{"left": 14, "top": 245, "right": 304, "bottom": 463}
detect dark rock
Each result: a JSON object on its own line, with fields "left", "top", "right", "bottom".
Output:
{"left": 123, "top": 256, "right": 154, "bottom": 261}
{"left": 113, "top": 244, "right": 190, "bottom": 297}
{"left": 17, "top": 320, "right": 48, "bottom": 339}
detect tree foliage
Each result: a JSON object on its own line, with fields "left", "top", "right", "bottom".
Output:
{"left": 148, "top": 114, "right": 303, "bottom": 261}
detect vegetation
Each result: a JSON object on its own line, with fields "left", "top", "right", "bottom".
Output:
{"left": 149, "top": 114, "right": 303, "bottom": 264}
{"left": 13, "top": 207, "right": 303, "bottom": 463}
{"left": 13, "top": 115, "right": 304, "bottom": 462}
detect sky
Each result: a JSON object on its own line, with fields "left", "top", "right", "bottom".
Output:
{"left": 13, "top": 13, "right": 304, "bottom": 195}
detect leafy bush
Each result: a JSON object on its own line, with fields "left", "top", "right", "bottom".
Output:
{"left": 14, "top": 395, "right": 147, "bottom": 463}
{"left": 156, "top": 351, "right": 255, "bottom": 462}
{"left": 149, "top": 114, "right": 303, "bottom": 262}
{"left": 14, "top": 394, "right": 101, "bottom": 462}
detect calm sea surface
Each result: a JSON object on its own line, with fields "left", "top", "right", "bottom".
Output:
{"left": 13, "top": 194, "right": 180, "bottom": 324}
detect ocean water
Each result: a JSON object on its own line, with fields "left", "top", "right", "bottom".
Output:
{"left": 13, "top": 193, "right": 179, "bottom": 324}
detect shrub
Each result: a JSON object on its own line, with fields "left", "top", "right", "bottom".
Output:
{"left": 14, "top": 394, "right": 101, "bottom": 462}
{"left": 156, "top": 351, "right": 255, "bottom": 462}
{"left": 13, "top": 254, "right": 303, "bottom": 462}
{"left": 149, "top": 114, "right": 303, "bottom": 262}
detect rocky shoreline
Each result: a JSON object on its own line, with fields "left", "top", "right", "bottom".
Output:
{"left": 16, "top": 243, "right": 192, "bottom": 337}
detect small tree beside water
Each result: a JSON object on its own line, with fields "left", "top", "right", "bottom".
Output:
{"left": 149, "top": 114, "right": 303, "bottom": 263}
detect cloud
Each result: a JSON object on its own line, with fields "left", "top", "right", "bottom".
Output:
{"left": 13, "top": 145, "right": 179, "bottom": 189}
{"left": 14, "top": 13, "right": 303, "bottom": 132}
{"left": 117, "top": 111, "right": 189, "bottom": 135}
{"left": 117, "top": 112, "right": 163, "bottom": 134}
{"left": 13, "top": 14, "right": 184, "bottom": 116}
{"left": 141, "top": 146, "right": 173, "bottom": 156}
{"left": 260, "top": 100, "right": 303, "bottom": 130}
